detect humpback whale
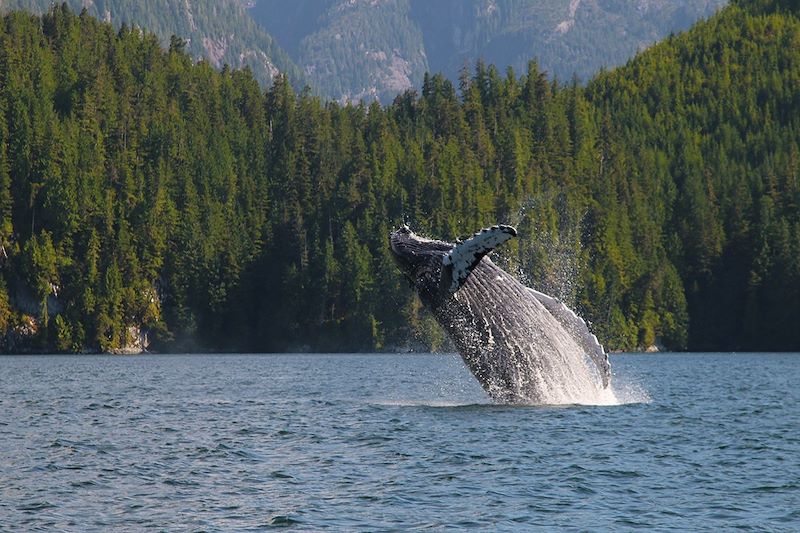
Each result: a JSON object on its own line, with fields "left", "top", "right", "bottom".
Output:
{"left": 390, "top": 225, "right": 612, "bottom": 404}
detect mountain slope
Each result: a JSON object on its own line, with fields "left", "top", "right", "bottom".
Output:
{"left": 413, "top": 0, "right": 728, "bottom": 83}
{"left": 0, "top": 0, "right": 304, "bottom": 88}
{"left": 250, "top": 0, "right": 428, "bottom": 103}
{"left": 249, "top": 0, "right": 726, "bottom": 102}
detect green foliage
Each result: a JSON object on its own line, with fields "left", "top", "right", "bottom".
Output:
{"left": 733, "top": 0, "right": 800, "bottom": 15}
{"left": 1, "top": 4, "right": 799, "bottom": 354}
{"left": 0, "top": 275, "right": 11, "bottom": 333}
{"left": 20, "top": 231, "right": 58, "bottom": 327}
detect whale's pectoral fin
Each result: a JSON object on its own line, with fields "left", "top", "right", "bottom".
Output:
{"left": 441, "top": 225, "right": 517, "bottom": 293}
{"left": 528, "top": 288, "right": 612, "bottom": 388}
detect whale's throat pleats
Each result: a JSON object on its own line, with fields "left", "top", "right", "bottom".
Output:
{"left": 527, "top": 289, "right": 611, "bottom": 388}
{"left": 441, "top": 225, "right": 517, "bottom": 294}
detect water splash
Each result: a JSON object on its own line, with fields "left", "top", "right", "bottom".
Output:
{"left": 390, "top": 219, "right": 650, "bottom": 408}
{"left": 502, "top": 193, "right": 587, "bottom": 309}
{"left": 607, "top": 372, "right": 652, "bottom": 405}
{"left": 368, "top": 347, "right": 648, "bottom": 408}
{"left": 499, "top": 196, "right": 633, "bottom": 406}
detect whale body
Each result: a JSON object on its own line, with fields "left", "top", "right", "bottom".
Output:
{"left": 390, "top": 225, "right": 612, "bottom": 404}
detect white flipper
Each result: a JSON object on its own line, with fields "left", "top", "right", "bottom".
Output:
{"left": 529, "top": 288, "right": 611, "bottom": 388}
{"left": 441, "top": 225, "right": 517, "bottom": 293}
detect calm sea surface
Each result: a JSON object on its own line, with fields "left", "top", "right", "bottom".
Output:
{"left": 1, "top": 353, "right": 798, "bottom": 531}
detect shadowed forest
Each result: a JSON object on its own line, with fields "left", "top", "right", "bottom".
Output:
{"left": 0, "top": 1, "right": 798, "bottom": 353}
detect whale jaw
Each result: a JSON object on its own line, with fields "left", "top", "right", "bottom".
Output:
{"left": 389, "top": 227, "right": 452, "bottom": 304}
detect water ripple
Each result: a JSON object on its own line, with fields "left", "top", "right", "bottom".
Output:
{"left": 0, "top": 353, "right": 798, "bottom": 531}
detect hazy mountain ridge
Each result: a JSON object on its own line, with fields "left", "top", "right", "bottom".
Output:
{"left": 249, "top": 0, "right": 727, "bottom": 102}
{"left": 249, "top": 0, "right": 428, "bottom": 103}
{"left": 415, "top": 0, "right": 728, "bottom": 80}
{"left": 0, "top": 0, "right": 305, "bottom": 88}
{"left": 295, "top": 0, "right": 427, "bottom": 103}
{"left": 0, "top": 1, "right": 728, "bottom": 102}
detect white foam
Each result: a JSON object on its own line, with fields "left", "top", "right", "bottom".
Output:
{"left": 607, "top": 374, "right": 652, "bottom": 405}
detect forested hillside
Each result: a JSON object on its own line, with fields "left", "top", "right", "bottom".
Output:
{"left": 0, "top": 1, "right": 798, "bottom": 353}
{"left": 248, "top": 0, "right": 725, "bottom": 103}
{"left": 586, "top": 0, "right": 800, "bottom": 350}
{"left": 0, "top": 0, "right": 304, "bottom": 89}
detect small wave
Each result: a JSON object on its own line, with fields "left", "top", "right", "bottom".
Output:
{"left": 371, "top": 399, "right": 572, "bottom": 410}
{"left": 70, "top": 479, "right": 102, "bottom": 488}
{"left": 163, "top": 478, "right": 200, "bottom": 487}
{"left": 751, "top": 483, "right": 800, "bottom": 493}
{"left": 17, "top": 501, "right": 56, "bottom": 512}
{"left": 372, "top": 375, "right": 649, "bottom": 408}
{"left": 265, "top": 514, "right": 301, "bottom": 527}
{"left": 370, "top": 399, "right": 490, "bottom": 408}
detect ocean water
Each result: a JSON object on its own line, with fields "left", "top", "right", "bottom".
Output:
{"left": 0, "top": 352, "right": 798, "bottom": 531}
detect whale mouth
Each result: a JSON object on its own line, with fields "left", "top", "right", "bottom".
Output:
{"left": 389, "top": 227, "right": 420, "bottom": 275}
{"left": 390, "top": 226, "right": 430, "bottom": 262}
{"left": 389, "top": 226, "right": 411, "bottom": 255}
{"left": 391, "top": 226, "right": 452, "bottom": 251}
{"left": 389, "top": 227, "right": 451, "bottom": 270}
{"left": 389, "top": 227, "right": 407, "bottom": 255}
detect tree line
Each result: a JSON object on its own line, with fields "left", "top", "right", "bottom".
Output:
{"left": 0, "top": 1, "right": 798, "bottom": 353}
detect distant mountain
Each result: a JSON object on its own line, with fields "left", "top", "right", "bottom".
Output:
{"left": 248, "top": 0, "right": 727, "bottom": 103}
{"left": 412, "top": 0, "right": 729, "bottom": 83}
{"left": 248, "top": 0, "right": 427, "bottom": 103}
{"left": 0, "top": 1, "right": 728, "bottom": 101}
{"left": 0, "top": 0, "right": 304, "bottom": 88}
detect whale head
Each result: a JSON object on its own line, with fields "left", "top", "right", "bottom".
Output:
{"left": 390, "top": 224, "right": 518, "bottom": 305}
{"left": 389, "top": 226, "right": 453, "bottom": 304}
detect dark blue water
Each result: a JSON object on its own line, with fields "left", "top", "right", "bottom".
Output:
{"left": 1, "top": 353, "right": 798, "bottom": 531}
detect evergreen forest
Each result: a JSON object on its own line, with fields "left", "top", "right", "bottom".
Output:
{"left": 0, "top": 1, "right": 798, "bottom": 353}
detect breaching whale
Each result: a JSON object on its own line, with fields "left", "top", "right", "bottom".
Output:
{"left": 390, "top": 225, "right": 612, "bottom": 404}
